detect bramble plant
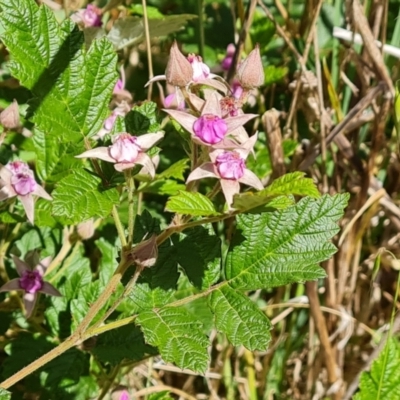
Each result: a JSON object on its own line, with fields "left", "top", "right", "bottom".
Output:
{"left": 0, "top": 0, "right": 349, "bottom": 398}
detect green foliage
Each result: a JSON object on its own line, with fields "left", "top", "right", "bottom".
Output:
{"left": 226, "top": 194, "right": 348, "bottom": 290}
{"left": 125, "top": 102, "right": 161, "bottom": 134}
{"left": 209, "top": 285, "right": 271, "bottom": 350}
{"left": 137, "top": 307, "right": 209, "bottom": 373}
{"left": 51, "top": 169, "right": 119, "bottom": 224}
{"left": 0, "top": 388, "right": 11, "bottom": 400}
{"left": 166, "top": 191, "right": 219, "bottom": 216}
{"left": 354, "top": 339, "right": 400, "bottom": 400}
{"left": 148, "top": 392, "right": 174, "bottom": 400}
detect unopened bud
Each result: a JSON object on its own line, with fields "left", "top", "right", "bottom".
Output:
{"left": 236, "top": 45, "right": 264, "bottom": 89}
{"left": 0, "top": 100, "right": 20, "bottom": 130}
{"left": 165, "top": 41, "right": 193, "bottom": 87}
{"left": 129, "top": 234, "right": 158, "bottom": 268}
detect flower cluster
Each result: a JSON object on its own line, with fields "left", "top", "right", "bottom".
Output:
{"left": 152, "top": 43, "right": 265, "bottom": 209}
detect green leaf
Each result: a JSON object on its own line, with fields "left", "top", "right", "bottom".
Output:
{"left": 33, "top": 130, "right": 84, "bottom": 182}
{"left": 209, "top": 285, "right": 271, "bottom": 350}
{"left": 125, "top": 101, "right": 161, "bottom": 134}
{"left": 107, "top": 15, "right": 197, "bottom": 50}
{"left": 355, "top": 339, "right": 400, "bottom": 400}
{"left": 143, "top": 179, "right": 186, "bottom": 196}
{"left": 0, "top": 388, "right": 11, "bottom": 400}
{"left": 0, "top": 0, "right": 118, "bottom": 142}
{"left": 137, "top": 307, "right": 209, "bottom": 373}
{"left": 92, "top": 325, "right": 157, "bottom": 365}
{"left": 166, "top": 191, "right": 219, "bottom": 216}
{"left": 175, "top": 226, "right": 221, "bottom": 289}
{"left": 226, "top": 194, "right": 349, "bottom": 290}
{"left": 148, "top": 392, "right": 174, "bottom": 400}
{"left": 232, "top": 172, "right": 319, "bottom": 211}
{"left": 264, "top": 65, "right": 289, "bottom": 86}
{"left": 158, "top": 158, "right": 190, "bottom": 181}
{"left": 52, "top": 169, "right": 119, "bottom": 224}
{"left": 96, "top": 238, "right": 119, "bottom": 286}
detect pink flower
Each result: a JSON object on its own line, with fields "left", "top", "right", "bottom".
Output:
{"left": 113, "top": 79, "right": 124, "bottom": 93}
{"left": 221, "top": 44, "right": 236, "bottom": 71}
{"left": 71, "top": 4, "right": 102, "bottom": 28}
{"left": 186, "top": 135, "right": 263, "bottom": 208}
{"left": 193, "top": 114, "right": 227, "bottom": 145}
{"left": 76, "top": 132, "right": 164, "bottom": 177}
{"left": 0, "top": 255, "right": 61, "bottom": 318}
{"left": 163, "top": 92, "right": 257, "bottom": 146}
{"left": 0, "top": 161, "right": 52, "bottom": 224}
{"left": 187, "top": 54, "right": 210, "bottom": 82}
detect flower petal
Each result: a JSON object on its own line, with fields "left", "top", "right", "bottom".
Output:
{"left": 75, "top": 147, "right": 115, "bottom": 163}
{"left": 134, "top": 153, "right": 155, "bottom": 178}
{"left": 36, "top": 256, "right": 52, "bottom": 276}
{"left": 239, "top": 169, "right": 264, "bottom": 190}
{"left": 187, "top": 92, "right": 205, "bottom": 112}
{"left": 225, "top": 113, "right": 258, "bottom": 133}
{"left": 0, "top": 185, "right": 16, "bottom": 201}
{"left": 0, "top": 165, "right": 12, "bottom": 181}
{"left": 201, "top": 92, "right": 222, "bottom": 117}
{"left": 144, "top": 74, "right": 167, "bottom": 87}
{"left": 19, "top": 194, "right": 34, "bottom": 224}
{"left": 33, "top": 185, "right": 52, "bottom": 201}
{"left": 12, "top": 255, "right": 30, "bottom": 276}
{"left": 192, "top": 78, "right": 229, "bottom": 94}
{"left": 186, "top": 163, "right": 218, "bottom": 183}
{"left": 220, "top": 179, "right": 240, "bottom": 207}
{"left": 163, "top": 109, "right": 197, "bottom": 135}
{"left": 114, "top": 162, "right": 136, "bottom": 172}
{"left": 40, "top": 282, "right": 62, "bottom": 297}
{"left": 0, "top": 278, "right": 21, "bottom": 292}
{"left": 136, "top": 132, "right": 164, "bottom": 150}
{"left": 23, "top": 292, "right": 37, "bottom": 318}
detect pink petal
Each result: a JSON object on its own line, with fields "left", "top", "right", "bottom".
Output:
{"left": 40, "top": 282, "right": 62, "bottom": 297}
{"left": 145, "top": 74, "right": 167, "bottom": 87}
{"left": 163, "top": 109, "right": 197, "bottom": 135}
{"left": 12, "top": 255, "right": 30, "bottom": 276}
{"left": 0, "top": 278, "right": 21, "bottom": 292}
{"left": 0, "top": 185, "right": 16, "bottom": 200}
{"left": 19, "top": 194, "right": 34, "bottom": 224}
{"left": 114, "top": 162, "right": 136, "bottom": 172}
{"left": 75, "top": 147, "right": 115, "bottom": 163}
{"left": 186, "top": 163, "right": 218, "bottom": 183}
{"left": 229, "top": 126, "right": 250, "bottom": 144}
{"left": 36, "top": 256, "right": 52, "bottom": 276}
{"left": 220, "top": 179, "right": 240, "bottom": 207}
{"left": 187, "top": 93, "right": 205, "bottom": 111}
{"left": 135, "top": 153, "right": 155, "bottom": 178}
{"left": 201, "top": 92, "right": 222, "bottom": 117}
{"left": 225, "top": 114, "right": 258, "bottom": 133}
{"left": 0, "top": 165, "right": 12, "bottom": 181}
{"left": 238, "top": 169, "right": 264, "bottom": 190}
{"left": 23, "top": 292, "right": 37, "bottom": 318}
{"left": 193, "top": 78, "right": 229, "bottom": 94}
{"left": 136, "top": 132, "right": 164, "bottom": 150}
{"left": 33, "top": 185, "right": 52, "bottom": 201}
{"left": 235, "top": 133, "right": 258, "bottom": 159}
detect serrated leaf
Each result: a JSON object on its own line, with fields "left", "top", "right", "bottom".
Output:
{"left": 137, "top": 307, "right": 209, "bottom": 373}
{"left": 92, "top": 325, "right": 157, "bottom": 365}
{"left": 233, "top": 172, "right": 318, "bottom": 211}
{"left": 175, "top": 226, "right": 221, "bottom": 289}
{"left": 107, "top": 15, "right": 197, "bottom": 50}
{"left": 143, "top": 179, "right": 186, "bottom": 196}
{"left": 0, "top": 0, "right": 118, "bottom": 141}
{"left": 166, "top": 191, "right": 219, "bottom": 216}
{"left": 52, "top": 169, "right": 119, "bottom": 224}
{"left": 355, "top": 339, "right": 400, "bottom": 400}
{"left": 226, "top": 194, "right": 349, "bottom": 290}
{"left": 209, "top": 285, "right": 271, "bottom": 350}
{"left": 125, "top": 102, "right": 161, "bottom": 134}
{"left": 158, "top": 158, "right": 190, "bottom": 181}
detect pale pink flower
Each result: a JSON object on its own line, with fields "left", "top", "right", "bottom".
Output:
{"left": 0, "top": 161, "right": 52, "bottom": 224}
{"left": 163, "top": 92, "right": 257, "bottom": 147}
{"left": 71, "top": 4, "right": 102, "bottom": 28}
{"left": 187, "top": 54, "right": 210, "bottom": 82}
{"left": 76, "top": 132, "right": 164, "bottom": 177}
{"left": 186, "top": 135, "right": 263, "bottom": 208}
{"left": 0, "top": 255, "right": 61, "bottom": 318}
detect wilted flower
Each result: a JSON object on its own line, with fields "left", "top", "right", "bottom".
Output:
{"left": 0, "top": 161, "right": 52, "bottom": 224}
{"left": 71, "top": 4, "right": 102, "bottom": 28}
{"left": 76, "top": 132, "right": 164, "bottom": 177}
{"left": 0, "top": 255, "right": 61, "bottom": 318}
{"left": 163, "top": 92, "right": 257, "bottom": 146}
{"left": 236, "top": 45, "right": 264, "bottom": 89}
{"left": 186, "top": 135, "right": 263, "bottom": 207}
{"left": 0, "top": 100, "right": 20, "bottom": 130}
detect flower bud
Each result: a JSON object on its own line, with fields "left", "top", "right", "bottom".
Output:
{"left": 165, "top": 42, "right": 193, "bottom": 87}
{"left": 129, "top": 235, "right": 158, "bottom": 269}
{"left": 236, "top": 45, "right": 264, "bottom": 89}
{"left": 0, "top": 100, "right": 20, "bottom": 130}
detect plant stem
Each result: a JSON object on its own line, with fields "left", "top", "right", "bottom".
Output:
{"left": 125, "top": 170, "right": 136, "bottom": 246}
{"left": 112, "top": 205, "right": 127, "bottom": 248}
